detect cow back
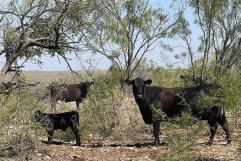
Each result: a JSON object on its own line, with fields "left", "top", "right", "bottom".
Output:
{"left": 63, "top": 85, "right": 82, "bottom": 102}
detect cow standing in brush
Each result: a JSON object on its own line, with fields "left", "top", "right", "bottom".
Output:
{"left": 32, "top": 110, "right": 81, "bottom": 146}
{"left": 48, "top": 81, "right": 94, "bottom": 111}
{"left": 125, "top": 77, "right": 231, "bottom": 146}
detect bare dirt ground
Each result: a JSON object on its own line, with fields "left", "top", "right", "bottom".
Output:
{"left": 28, "top": 139, "right": 240, "bottom": 161}
{"left": 2, "top": 136, "right": 238, "bottom": 161}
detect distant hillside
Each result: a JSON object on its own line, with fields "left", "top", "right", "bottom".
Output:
{"left": 23, "top": 71, "right": 75, "bottom": 83}
{"left": 21, "top": 70, "right": 105, "bottom": 85}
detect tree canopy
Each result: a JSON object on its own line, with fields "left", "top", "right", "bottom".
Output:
{"left": 180, "top": 0, "right": 241, "bottom": 83}
{"left": 0, "top": 0, "right": 240, "bottom": 85}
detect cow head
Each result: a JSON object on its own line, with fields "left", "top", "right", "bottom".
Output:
{"left": 125, "top": 77, "right": 152, "bottom": 99}
{"left": 83, "top": 81, "right": 94, "bottom": 91}
{"left": 32, "top": 110, "right": 44, "bottom": 123}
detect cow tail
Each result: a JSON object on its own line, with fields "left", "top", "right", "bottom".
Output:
{"left": 221, "top": 107, "right": 226, "bottom": 120}
{"left": 75, "top": 111, "right": 80, "bottom": 127}
{"left": 217, "top": 105, "right": 226, "bottom": 121}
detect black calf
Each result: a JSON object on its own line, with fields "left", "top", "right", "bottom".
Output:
{"left": 32, "top": 110, "right": 81, "bottom": 146}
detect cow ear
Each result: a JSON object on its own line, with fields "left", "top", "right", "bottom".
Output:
{"left": 125, "top": 79, "right": 133, "bottom": 85}
{"left": 144, "top": 79, "right": 152, "bottom": 85}
{"left": 33, "top": 110, "right": 40, "bottom": 117}
{"left": 35, "top": 110, "right": 41, "bottom": 114}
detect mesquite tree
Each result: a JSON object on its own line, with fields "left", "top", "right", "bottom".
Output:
{"left": 180, "top": 0, "right": 241, "bottom": 83}
{"left": 0, "top": 0, "right": 83, "bottom": 83}
{"left": 79, "top": 0, "right": 183, "bottom": 79}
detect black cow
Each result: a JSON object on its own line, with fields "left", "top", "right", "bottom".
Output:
{"left": 125, "top": 77, "right": 231, "bottom": 146}
{"left": 32, "top": 110, "right": 81, "bottom": 146}
{"left": 48, "top": 81, "right": 94, "bottom": 111}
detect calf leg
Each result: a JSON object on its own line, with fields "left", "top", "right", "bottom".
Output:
{"left": 70, "top": 125, "right": 81, "bottom": 146}
{"left": 47, "top": 129, "right": 54, "bottom": 144}
{"left": 76, "top": 102, "right": 80, "bottom": 112}
{"left": 218, "top": 118, "right": 231, "bottom": 144}
{"left": 207, "top": 120, "right": 218, "bottom": 146}
{"left": 153, "top": 121, "right": 161, "bottom": 146}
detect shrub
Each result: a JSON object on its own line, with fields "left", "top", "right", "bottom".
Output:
{"left": 157, "top": 114, "right": 206, "bottom": 161}
{"left": 0, "top": 82, "right": 47, "bottom": 160}
{"left": 79, "top": 74, "right": 123, "bottom": 142}
{"left": 0, "top": 132, "right": 37, "bottom": 159}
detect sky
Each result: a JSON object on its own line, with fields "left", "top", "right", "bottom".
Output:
{"left": 0, "top": 0, "right": 202, "bottom": 71}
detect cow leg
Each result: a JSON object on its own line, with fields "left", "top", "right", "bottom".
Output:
{"left": 70, "top": 125, "right": 81, "bottom": 146}
{"left": 50, "top": 98, "right": 57, "bottom": 113}
{"left": 47, "top": 129, "right": 54, "bottom": 144}
{"left": 218, "top": 118, "right": 231, "bottom": 144}
{"left": 207, "top": 120, "right": 218, "bottom": 146}
{"left": 153, "top": 121, "right": 161, "bottom": 146}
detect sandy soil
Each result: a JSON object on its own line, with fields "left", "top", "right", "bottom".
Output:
{"left": 22, "top": 138, "right": 240, "bottom": 161}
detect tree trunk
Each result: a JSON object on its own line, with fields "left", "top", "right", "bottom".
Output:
{"left": 0, "top": 63, "right": 11, "bottom": 83}
{"left": 0, "top": 54, "right": 18, "bottom": 83}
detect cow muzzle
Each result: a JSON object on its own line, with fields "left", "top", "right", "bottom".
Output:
{"left": 137, "top": 94, "right": 143, "bottom": 98}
